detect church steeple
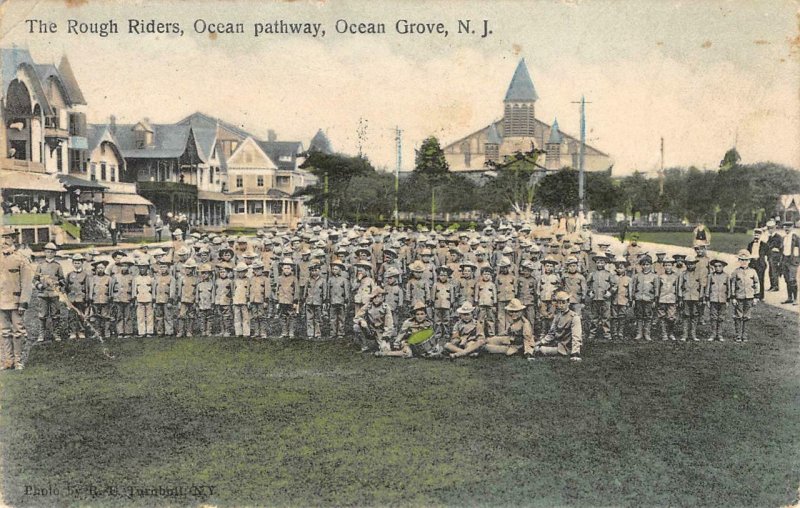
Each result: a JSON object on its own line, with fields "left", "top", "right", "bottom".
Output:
{"left": 503, "top": 59, "right": 537, "bottom": 138}
{"left": 504, "top": 58, "right": 538, "bottom": 102}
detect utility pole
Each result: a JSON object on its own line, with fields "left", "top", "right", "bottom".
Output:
{"left": 323, "top": 171, "right": 329, "bottom": 226}
{"left": 395, "top": 126, "right": 402, "bottom": 227}
{"left": 571, "top": 96, "right": 591, "bottom": 219}
{"left": 431, "top": 186, "right": 436, "bottom": 232}
{"left": 657, "top": 137, "right": 664, "bottom": 226}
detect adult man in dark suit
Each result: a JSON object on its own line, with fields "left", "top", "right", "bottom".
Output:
{"left": 766, "top": 220, "right": 783, "bottom": 292}
{"left": 747, "top": 228, "right": 768, "bottom": 300}
{"left": 780, "top": 221, "right": 800, "bottom": 304}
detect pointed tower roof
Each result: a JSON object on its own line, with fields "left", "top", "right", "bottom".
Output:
{"left": 504, "top": 59, "right": 538, "bottom": 102}
{"left": 486, "top": 123, "right": 501, "bottom": 144}
{"left": 309, "top": 129, "right": 333, "bottom": 154}
{"left": 547, "top": 118, "right": 562, "bottom": 144}
{"left": 57, "top": 55, "right": 87, "bottom": 105}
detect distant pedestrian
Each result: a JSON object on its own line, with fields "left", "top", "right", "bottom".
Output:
{"left": 109, "top": 220, "right": 118, "bottom": 246}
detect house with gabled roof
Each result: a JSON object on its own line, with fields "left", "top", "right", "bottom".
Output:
{"left": 225, "top": 136, "right": 305, "bottom": 228}
{"left": 111, "top": 118, "right": 203, "bottom": 222}
{"left": 1, "top": 48, "right": 94, "bottom": 244}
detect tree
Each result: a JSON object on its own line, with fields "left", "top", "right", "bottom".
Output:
{"left": 414, "top": 136, "right": 450, "bottom": 181}
{"left": 619, "top": 171, "right": 659, "bottom": 221}
{"left": 481, "top": 148, "right": 545, "bottom": 217}
{"left": 535, "top": 168, "right": 579, "bottom": 212}
{"left": 296, "top": 150, "right": 374, "bottom": 219}
{"left": 345, "top": 172, "right": 395, "bottom": 221}
{"left": 719, "top": 147, "right": 741, "bottom": 171}
{"left": 586, "top": 170, "right": 619, "bottom": 218}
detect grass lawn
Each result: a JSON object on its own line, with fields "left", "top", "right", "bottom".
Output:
{"left": 2, "top": 305, "right": 799, "bottom": 507}
{"left": 629, "top": 232, "right": 752, "bottom": 255}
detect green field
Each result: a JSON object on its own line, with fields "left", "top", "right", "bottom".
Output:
{"left": 629, "top": 232, "right": 752, "bottom": 255}
{"left": 2, "top": 305, "right": 799, "bottom": 507}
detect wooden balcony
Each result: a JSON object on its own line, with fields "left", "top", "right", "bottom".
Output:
{"left": 45, "top": 127, "right": 70, "bottom": 139}
{"left": 0, "top": 158, "right": 46, "bottom": 173}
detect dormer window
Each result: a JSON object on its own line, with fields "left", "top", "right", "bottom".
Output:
{"left": 134, "top": 130, "right": 153, "bottom": 149}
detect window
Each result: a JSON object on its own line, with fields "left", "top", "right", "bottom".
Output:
{"left": 69, "top": 113, "right": 86, "bottom": 136}
{"left": 248, "top": 201, "right": 263, "bottom": 214}
{"left": 232, "top": 201, "right": 245, "bottom": 214}
{"left": 276, "top": 176, "right": 290, "bottom": 187}
{"left": 110, "top": 165, "right": 116, "bottom": 182}
{"left": 101, "top": 162, "right": 107, "bottom": 181}
{"left": 90, "top": 163, "right": 97, "bottom": 181}
{"left": 209, "top": 167, "right": 214, "bottom": 184}
{"left": 269, "top": 201, "right": 283, "bottom": 214}
{"left": 69, "top": 149, "right": 84, "bottom": 173}
{"left": 57, "top": 148, "right": 63, "bottom": 173}
{"left": 236, "top": 176, "right": 243, "bottom": 188}
{"left": 257, "top": 176, "right": 264, "bottom": 187}
{"left": 135, "top": 131, "right": 146, "bottom": 149}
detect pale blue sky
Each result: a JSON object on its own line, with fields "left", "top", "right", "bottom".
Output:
{"left": 1, "top": 0, "right": 797, "bottom": 175}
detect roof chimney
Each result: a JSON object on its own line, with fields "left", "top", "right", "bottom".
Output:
{"left": 109, "top": 115, "right": 117, "bottom": 134}
{"left": 268, "top": 129, "right": 277, "bottom": 142}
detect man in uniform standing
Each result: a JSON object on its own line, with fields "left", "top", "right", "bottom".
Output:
{"left": 747, "top": 228, "right": 768, "bottom": 301}
{"left": 780, "top": 220, "right": 800, "bottom": 304}
{"left": 0, "top": 227, "right": 32, "bottom": 370}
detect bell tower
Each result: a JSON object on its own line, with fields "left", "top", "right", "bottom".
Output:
{"left": 502, "top": 59, "right": 538, "bottom": 138}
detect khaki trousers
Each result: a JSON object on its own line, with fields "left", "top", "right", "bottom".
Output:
{"left": 0, "top": 309, "right": 26, "bottom": 368}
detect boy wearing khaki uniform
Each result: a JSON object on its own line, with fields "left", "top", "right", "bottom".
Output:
{"left": 133, "top": 259, "right": 155, "bottom": 337}
{"left": 656, "top": 257, "right": 680, "bottom": 341}
{"left": 89, "top": 259, "right": 113, "bottom": 339}
{"left": 586, "top": 255, "right": 616, "bottom": 341}
{"left": 303, "top": 263, "right": 326, "bottom": 340}
{"left": 196, "top": 263, "right": 215, "bottom": 336}
{"left": 475, "top": 266, "right": 497, "bottom": 337}
{"left": 249, "top": 261, "right": 269, "bottom": 339}
{"left": 610, "top": 258, "right": 630, "bottom": 340}
{"left": 153, "top": 260, "right": 176, "bottom": 336}
{"left": 532, "top": 291, "right": 583, "bottom": 361}
{"left": 495, "top": 258, "right": 517, "bottom": 334}
{"left": 276, "top": 258, "right": 300, "bottom": 339}
{"left": 706, "top": 258, "right": 729, "bottom": 341}
{"left": 232, "top": 263, "right": 251, "bottom": 338}
{"left": 327, "top": 261, "right": 350, "bottom": 340}
{"left": 65, "top": 254, "right": 91, "bottom": 340}
{"left": 175, "top": 259, "right": 198, "bottom": 337}
{"left": 679, "top": 256, "right": 704, "bottom": 341}
{"left": 34, "top": 243, "right": 64, "bottom": 341}
{"left": 111, "top": 258, "right": 134, "bottom": 338}
{"left": 730, "top": 250, "right": 760, "bottom": 342}
{"left": 631, "top": 255, "right": 658, "bottom": 341}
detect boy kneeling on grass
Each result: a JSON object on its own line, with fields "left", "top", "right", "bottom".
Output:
{"left": 531, "top": 291, "right": 583, "bottom": 362}
{"left": 375, "top": 300, "right": 430, "bottom": 358}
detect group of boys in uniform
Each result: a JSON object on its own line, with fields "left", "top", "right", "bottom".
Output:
{"left": 0, "top": 218, "right": 772, "bottom": 370}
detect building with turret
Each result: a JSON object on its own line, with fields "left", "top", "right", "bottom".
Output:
{"left": 443, "top": 59, "right": 613, "bottom": 174}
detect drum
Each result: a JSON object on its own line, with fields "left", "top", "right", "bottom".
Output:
{"left": 407, "top": 327, "right": 437, "bottom": 357}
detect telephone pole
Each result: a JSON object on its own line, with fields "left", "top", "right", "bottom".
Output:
{"left": 657, "top": 137, "right": 664, "bottom": 226}
{"left": 571, "top": 96, "right": 591, "bottom": 218}
{"left": 394, "top": 126, "right": 402, "bottom": 227}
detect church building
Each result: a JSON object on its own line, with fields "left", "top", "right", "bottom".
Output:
{"left": 443, "top": 59, "right": 613, "bottom": 174}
